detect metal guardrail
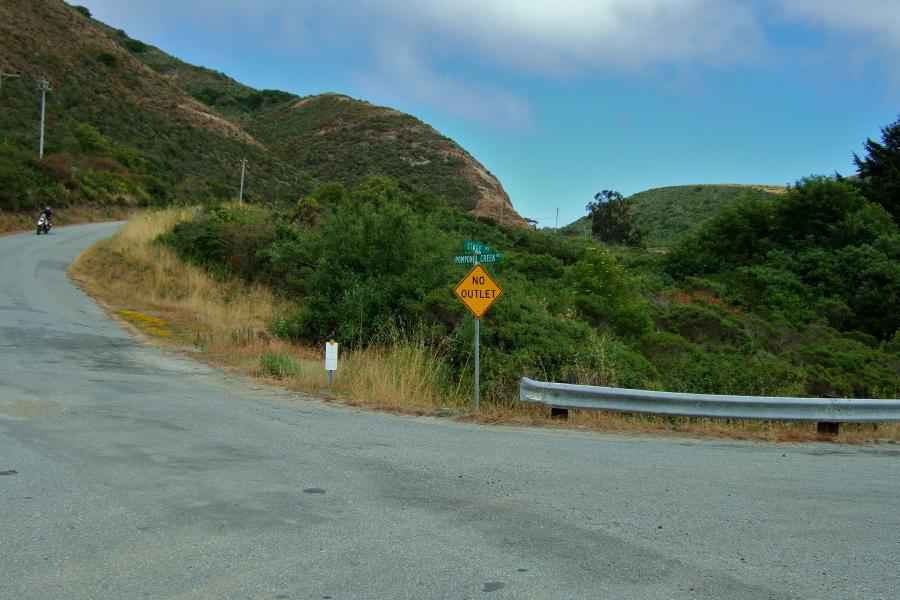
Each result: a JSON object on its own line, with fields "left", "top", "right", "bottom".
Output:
{"left": 520, "top": 377, "right": 900, "bottom": 433}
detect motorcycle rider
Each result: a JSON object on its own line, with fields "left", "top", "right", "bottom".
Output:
{"left": 36, "top": 206, "right": 53, "bottom": 234}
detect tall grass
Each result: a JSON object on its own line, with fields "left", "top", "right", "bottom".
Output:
{"left": 336, "top": 330, "right": 467, "bottom": 410}
{"left": 70, "top": 206, "right": 285, "bottom": 358}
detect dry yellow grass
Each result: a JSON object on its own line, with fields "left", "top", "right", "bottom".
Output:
{"left": 69, "top": 207, "right": 281, "bottom": 357}
{"left": 66, "top": 207, "right": 900, "bottom": 444}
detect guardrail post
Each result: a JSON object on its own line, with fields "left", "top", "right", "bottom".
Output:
{"left": 550, "top": 408, "right": 568, "bottom": 421}
{"left": 817, "top": 422, "right": 840, "bottom": 435}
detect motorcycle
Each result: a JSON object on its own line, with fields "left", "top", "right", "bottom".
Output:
{"left": 36, "top": 214, "right": 51, "bottom": 235}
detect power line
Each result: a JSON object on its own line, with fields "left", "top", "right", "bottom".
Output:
{"left": 0, "top": 65, "right": 20, "bottom": 95}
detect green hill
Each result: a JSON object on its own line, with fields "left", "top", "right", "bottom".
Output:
{"left": 562, "top": 184, "right": 786, "bottom": 247}
{"left": 0, "top": 0, "right": 526, "bottom": 226}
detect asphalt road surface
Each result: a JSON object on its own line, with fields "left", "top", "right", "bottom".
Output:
{"left": 1, "top": 223, "right": 899, "bottom": 600}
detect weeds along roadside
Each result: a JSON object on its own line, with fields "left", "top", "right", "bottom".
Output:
{"left": 66, "top": 207, "right": 899, "bottom": 443}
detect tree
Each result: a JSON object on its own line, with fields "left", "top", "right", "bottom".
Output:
{"left": 586, "top": 190, "right": 644, "bottom": 246}
{"left": 124, "top": 39, "right": 147, "bottom": 53}
{"left": 771, "top": 176, "right": 869, "bottom": 248}
{"left": 854, "top": 115, "right": 900, "bottom": 220}
{"left": 73, "top": 123, "right": 112, "bottom": 156}
{"left": 567, "top": 247, "right": 652, "bottom": 338}
{"left": 96, "top": 52, "right": 118, "bottom": 68}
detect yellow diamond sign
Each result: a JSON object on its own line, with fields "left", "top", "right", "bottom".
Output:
{"left": 454, "top": 263, "right": 502, "bottom": 319}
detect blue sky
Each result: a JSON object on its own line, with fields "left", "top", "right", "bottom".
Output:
{"left": 76, "top": 1, "right": 900, "bottom": 227}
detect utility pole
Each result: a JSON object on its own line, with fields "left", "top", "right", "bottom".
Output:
{"left": 238, "top": 157, "right": 247, "bottom": 205}
{"left": 555, "top": 208, "right": 559, "bottom": 233}
{"left": 38, "top": 76, "right": 51, "bottom": 159}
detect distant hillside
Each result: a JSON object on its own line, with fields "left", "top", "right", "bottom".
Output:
{"left": 0, "top": 0, "right": 526, "bottom": 226}
{"left": 562, "top": 184, "right": 785, "bottom": 247}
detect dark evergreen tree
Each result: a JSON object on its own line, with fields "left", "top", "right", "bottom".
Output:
{"left": 854, "top": 116, "right": 900, "bottom": 221}
{"left": 586, "top": 190, "right": 644, "bottom": 246}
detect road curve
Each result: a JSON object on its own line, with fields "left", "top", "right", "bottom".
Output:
{"left": 1, "top": 224, "right": 899, "bottom": 600}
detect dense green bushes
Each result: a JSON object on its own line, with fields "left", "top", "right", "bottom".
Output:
{"left": 162, "top": 173, "right": 900, "bottom": 402}
{"left": 664, "top": 176, "right": 900, "bottom": 339}
{"left": 158, "top": 114, "right": 900, "bottom": 403}
{"left": 0, "top": 143, "right": 63, "bottom": 211}
{"left": 0, "top": 130, "right": 176, "bottom": 211}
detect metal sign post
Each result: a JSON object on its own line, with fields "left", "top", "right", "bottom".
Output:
{"left": 325, "top": 335, "right": 338, "bottom": 389}
{"left": 454, "top": 256, "right": 503, "bottom": 412}
{"left": 474, "top": 317, "right": 480, "bottom": 410}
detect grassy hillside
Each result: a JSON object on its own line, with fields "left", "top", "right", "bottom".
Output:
{"left": 562, "top": 184, "right": 786, "bottom": 247}
{"left": 126, "top": 37, "right": 522, "bottom": 221}
{"left": 0, "top": 0, "right": 303, "bottom": 211}
{"left": 0, "top": 0, "right": 525, "bottom": 224}
{"left": 244, "top": 94, "right": 488, "bottom": 212}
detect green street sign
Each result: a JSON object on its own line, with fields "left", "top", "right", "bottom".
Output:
{"left": 455, "top": 252, "right": 502, "bottom": 265}
{"left": 464, "top": 240, "right": 491, "bottom": 254}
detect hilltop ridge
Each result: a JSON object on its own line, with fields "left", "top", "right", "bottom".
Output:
{"left": 562, "top": 183, "right": 786, "bottom": 246}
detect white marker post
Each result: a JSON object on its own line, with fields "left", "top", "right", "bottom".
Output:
{"left": 325, "top": 335, "right": 338, "bottom": 389}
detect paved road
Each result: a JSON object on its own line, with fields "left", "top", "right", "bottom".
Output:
{"left": 1, "top": 223, "right": 899, "bottom": 600}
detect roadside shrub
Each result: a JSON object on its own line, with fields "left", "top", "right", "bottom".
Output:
{"left": 130, "top": 174, "right": 173, "bottom": 206}
{"left": 0, "top": 147, "right": 58, "bottom": 211}
{"left": 784, "top": 338, "right": 900, "bottom": 398}
{"left": 296, "top": 198, "right": 455, "bottom": 345}
{"left": 502, "top": 252, "right": 565, "bottom": 281}
{"left": 639, "top": 330, "right": 689, "bottom": 363}
{"left": 123, "top": 39, "right": 147, "bottom": 53}
{"left": 656, "top": 303, "right": 747, "bottom": 345}
{"left": 97, "top": 52, "right": 118, "bottom": 68}
{"left": 660, "top": 351, "right": 805, "bottom": 397}
{"left": 165, "top": 216, "right": 228, "bottom": 268}
{"left": 258, "top": 352, "right": 298, "bottom": 378}
{"left": 73, "top": 123, "right": 112, "bottom": 156}
{"left": 450, "top": 291, "right": 655, "bottom": 402}
{"left": 73, "top": 168, "right": 149, "bottom": 205}
{"left": 266, "top": 309, "right": 310, "bottom": 342}
{"left": 567, "top": 247, "right": 653, "bottom": 339}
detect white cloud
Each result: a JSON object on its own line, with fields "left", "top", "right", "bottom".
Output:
{"left": 340, "top": 0, "right": 770, "bottom": 128}
{"left": 771, "top": 0, "right": 900, "bottom": 91}
{"left": 369, "top": 0, "right": 768, "bottom": 75}
{"left": 80, "top": 0, "right": 900, "bottom": 125}
{"left": 775, "top": 1, "right": 900, "bottom": 49}
{"left": 352, "top": 45, "right": 534, "bottom": 131}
